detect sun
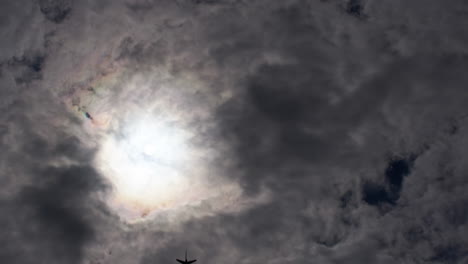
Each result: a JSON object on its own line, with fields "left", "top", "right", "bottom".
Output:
{"left": 95, "top": 114, "right": 195, "bottom": 221}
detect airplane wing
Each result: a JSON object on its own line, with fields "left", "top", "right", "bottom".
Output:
{"left": 176, "top": 259, "right": 186, "bottom": 264}
{"left": 187, "top": 260, "right": 197, "bottom": 264}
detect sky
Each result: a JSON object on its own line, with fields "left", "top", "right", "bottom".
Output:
{"left": 1, "top": 0, "right": 468, "bottom": 263}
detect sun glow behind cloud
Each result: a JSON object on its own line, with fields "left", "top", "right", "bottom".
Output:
{"left": 63, "top": 66, "right": 270, "bottom": 224}
{"left": 96, "top": 114, "right": 198, "bottom": 221}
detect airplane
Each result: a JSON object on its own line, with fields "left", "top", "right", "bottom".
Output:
{"left": 85, "top": 112, "right": 94, "bottom": 121}
{"left": 176, "top": 250, "right": 197, "bottom": 264}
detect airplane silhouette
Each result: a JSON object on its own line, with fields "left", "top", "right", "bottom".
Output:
{"left": 176, "top": 250, "right": 196, "bottom": 264}
{"left": 85, "top": 112, "right": 93, "bottom": 121}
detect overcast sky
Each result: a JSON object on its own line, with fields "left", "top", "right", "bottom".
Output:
{"left": 2, "top": 0, "right": 468, "bottom": 263}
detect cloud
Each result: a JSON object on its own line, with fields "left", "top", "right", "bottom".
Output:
{"left": 39, "top": 0, "right": 72, "bottom": 24}
{"left": 0, "top": 94, "right": 109, "bottom": 263}
{"left": 2, "top": 0, "right": 468, "bottom": 263}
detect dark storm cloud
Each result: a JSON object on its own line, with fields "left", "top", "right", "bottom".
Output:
{"left": 13, "top": 165, "right": 102, "bottom": 263}
{"left": 222, "top": 55, "right": 468, "bottom": 262}
{"left": 0, "top": 49, "right": 109, "bottom": 263}
{"left": 210, "top": 1, "right": 468, "bottom": 263}
{"left": 3, "top": 0, "right": 468, "bottom": 263}
{"left": 0, "top": 132, "right": 108, "bottom": 264}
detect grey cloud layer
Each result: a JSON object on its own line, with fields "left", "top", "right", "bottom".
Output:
{"left": 1, "top": 0, "right": 468, "bottom": 263}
